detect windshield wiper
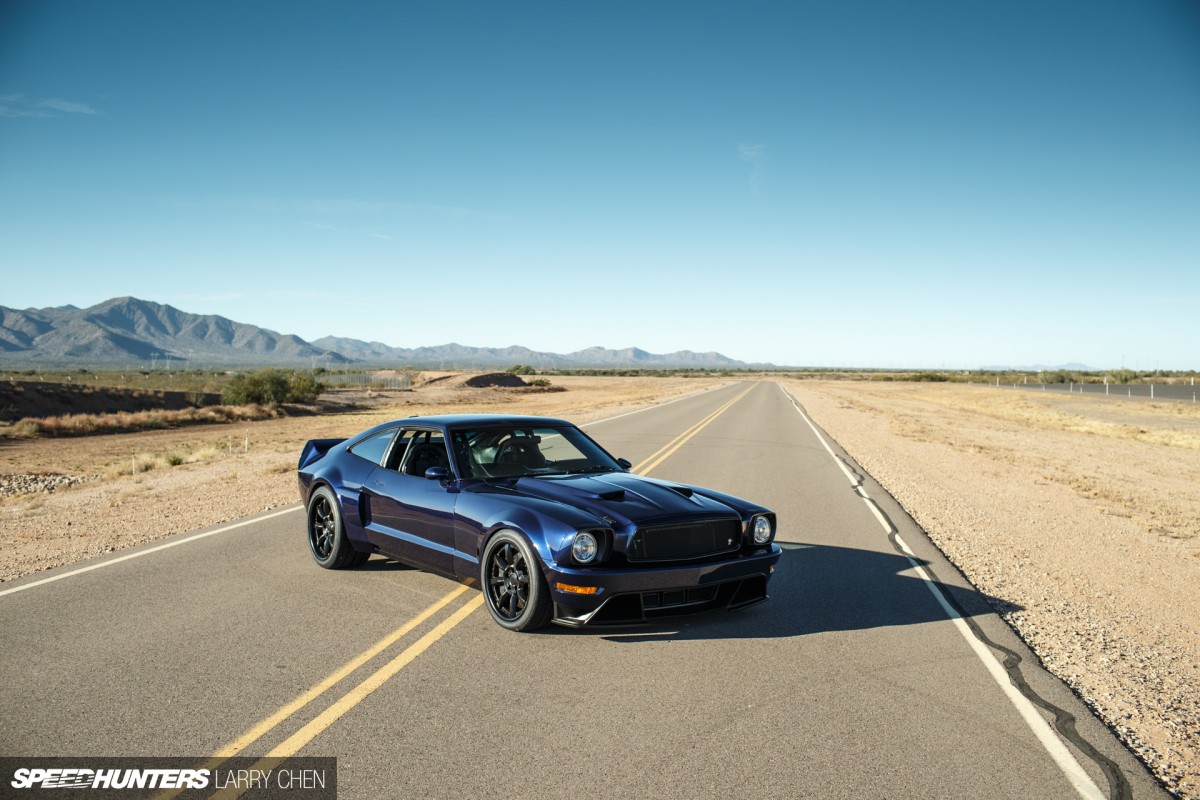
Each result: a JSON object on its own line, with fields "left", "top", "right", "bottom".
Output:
{"left": 568, "top": 465, "right": 616, "bottom": 474}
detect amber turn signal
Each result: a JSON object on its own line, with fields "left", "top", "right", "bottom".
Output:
{"left": 555, "top": 582, "right": 599, "bottom": 595}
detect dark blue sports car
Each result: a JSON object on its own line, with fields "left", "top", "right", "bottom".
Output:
{"left": 298, "top": 414, "right": 781, "bottom": 631}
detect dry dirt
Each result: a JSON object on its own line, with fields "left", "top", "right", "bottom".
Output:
{"left": 782, "top": 379, "right": 1200, "bottom": 799}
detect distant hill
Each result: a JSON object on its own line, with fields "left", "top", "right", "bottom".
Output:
{"left": 0, "top": 297, "right": 347, "bottom": 367}
{"left": 0, "top": 297, "right": 754, "bottom": 369}
{"left": 309, "top": 337, "right": 748, "bottom": 370}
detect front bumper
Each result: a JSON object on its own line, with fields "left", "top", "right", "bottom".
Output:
{"left": 547, "top": 544, "right": 782, "bottom": 627}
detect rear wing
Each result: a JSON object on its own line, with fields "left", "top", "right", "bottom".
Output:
{"left": 298, "top": 438, "right": 346, "bottom": 471}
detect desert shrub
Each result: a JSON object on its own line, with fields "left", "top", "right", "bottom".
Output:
{"left": 528, "top": 378, "right": 552, "bottom": 387}
{"left": 287, "top": 372, "right": 326, "bottom": 403}
{"left": 223, "top": 370, "right": 326, "bottom": 405}
{"left": 910, "top": 372, "right": 950, "bottom": 382}
{"left": 223, "top": 370, "right": 289, "bottom": 405}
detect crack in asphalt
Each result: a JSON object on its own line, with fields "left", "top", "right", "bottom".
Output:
{"left": 885, "top": 525, "right": 1133, "bottom": 800}
{"left": 859, "top": 455, "right": 1131, "bottom": 800}
{"left": 782, "top": 386, "right": 1131, "bottom": 799}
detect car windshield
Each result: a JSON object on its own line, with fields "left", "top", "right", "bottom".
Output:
{"left": 450, "top": 426, "right": 621, "bottom": 479}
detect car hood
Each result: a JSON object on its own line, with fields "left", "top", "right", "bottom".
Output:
{"left": 505, "top": 472, "right": 737, "bottom": 528}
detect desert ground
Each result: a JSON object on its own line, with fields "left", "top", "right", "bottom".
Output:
{"left": 1, "top": 374, "right": 1196, "bottom": 797}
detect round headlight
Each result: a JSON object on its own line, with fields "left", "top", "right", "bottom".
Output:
{"left": 571, "top": 531, "right": 598, "bottom": 563}
{"left": 752, "top": 516, "right": 772, "bottom": 544}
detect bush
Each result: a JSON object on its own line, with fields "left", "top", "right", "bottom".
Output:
{"left": 222, "top": 370, "right": 326, "bottom": 405}
{"left": 287, "top": 372, "right": 326, "bottom": 403}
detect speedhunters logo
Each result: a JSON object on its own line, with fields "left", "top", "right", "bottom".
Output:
{"left": 10, "top": 768, "right": 209, "bottom": 790}
{"left": 0, "top": 758, "right": 336, "bottom": 799}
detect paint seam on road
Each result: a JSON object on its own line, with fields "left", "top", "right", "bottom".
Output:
{"left": 0, "top": 506, "right": 302, "bottom": 598}
{"left": 776, "top": 383, "right": 1111, "bottom": 800}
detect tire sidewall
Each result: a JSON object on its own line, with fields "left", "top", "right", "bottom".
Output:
{"left": 307, "top": 485, "right": 344, "bottom": 568}
{"left": 481, "top": 530, "right": 550, "bottom": 632}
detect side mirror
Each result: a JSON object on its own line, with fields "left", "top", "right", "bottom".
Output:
{"left": 616, "top": 457, "right": 632, "bottom": 470}
{"left": 424, "top": 466, "right": 451, "bottom": 481}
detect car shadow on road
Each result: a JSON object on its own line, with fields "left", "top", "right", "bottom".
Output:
{"left": 589, "top": 542, "right": 1020, "bottom": 642}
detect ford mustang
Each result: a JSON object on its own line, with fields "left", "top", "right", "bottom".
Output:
{"left": 298, "top": 414, "right": 781, "bottom": 631}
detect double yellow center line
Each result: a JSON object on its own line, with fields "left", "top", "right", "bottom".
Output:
{"left": 633, "top": 383, "right": 756, "bottom": 476}
{"left": 185, "top": 382, "right": 756, "bottom": 795}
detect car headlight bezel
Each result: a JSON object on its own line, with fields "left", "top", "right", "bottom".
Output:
{"left": 571, "top": 530, "right": 600, "bottom": 564}
{"left": 750, "top": 514, "right": 774, "bottom": 545}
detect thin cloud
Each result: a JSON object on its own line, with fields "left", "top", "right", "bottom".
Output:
{"left": 37, "top": 98, "right": 98, "bottom": 115}
{"left": 738, "top": 143, "right": 766, "bottom": 195}
{"left": 0, "top": 93, "right": 99, "bottom": 117}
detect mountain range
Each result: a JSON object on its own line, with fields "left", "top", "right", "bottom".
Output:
{"left": 0, "top": 297, "right": 754, "bottom": 370}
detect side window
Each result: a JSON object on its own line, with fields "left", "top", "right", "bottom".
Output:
{"left": 383, "top": 430, "right": 415, "bottom": 471}
{"left": 400, "top": 430, "right": 451, "bottom": 477}
{"left": 347, "top": 428, "right": 397, "bottom": 466}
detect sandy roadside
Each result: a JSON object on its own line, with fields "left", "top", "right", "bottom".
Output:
{"left": 782, "top": 379, "right": 1199, "bottom": 799}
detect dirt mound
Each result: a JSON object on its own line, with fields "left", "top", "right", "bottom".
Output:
{"left": 458, "top": 372, "right": 528, "bottom": 388}
{"left": 0, "top": 381, "right": 221, "bottom": 422}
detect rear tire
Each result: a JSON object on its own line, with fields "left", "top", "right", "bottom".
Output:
{"left": 307, "top": 486, "right": 367, "bottom": 569}
{"left": 481, "top": 530, "right": 551, "bottom": 632}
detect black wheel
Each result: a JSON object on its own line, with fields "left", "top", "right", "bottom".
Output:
{"left": 481, "top": 530, "right": 551, "bottom": 632}
{"left": 307, "top": 486, "right": 368, "bottom": 569}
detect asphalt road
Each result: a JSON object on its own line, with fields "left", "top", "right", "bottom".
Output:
{"left": 0, "top": 381, "right": 1168, "bottom": 799}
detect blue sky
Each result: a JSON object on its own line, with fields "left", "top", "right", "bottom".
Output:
{"left": 2, "top": 0, "right": 1197, "bottom": 369}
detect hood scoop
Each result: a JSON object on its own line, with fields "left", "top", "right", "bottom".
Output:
{"left": 667, "top": 484, "right": 694, "bottom": 498}
{"left": 598, "top": 489, "right": 626, "bottom": 502}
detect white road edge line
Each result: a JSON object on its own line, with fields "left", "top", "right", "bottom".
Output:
{"left": 0, "top": 382, "right": 734, "bottom": 599}
{"left": 0, "top": 506, "right": 302, "bottom": 599}
{"left": 776, "top": 383, "right": 1106, "bottom": 800}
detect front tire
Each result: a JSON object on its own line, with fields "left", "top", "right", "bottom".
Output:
{"left": 481, "top": 530, "right": 551, "bottom": 631}
{"left": 307, "top": 486, "right": 368, "bottom": 569}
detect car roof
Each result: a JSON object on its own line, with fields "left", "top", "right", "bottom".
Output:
{"left": 391, "top": 414, "right": 574, "bottom": 429}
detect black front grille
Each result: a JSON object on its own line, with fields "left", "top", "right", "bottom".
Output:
{"left": 627, "top": 518, "right": 742, "bottom": 562}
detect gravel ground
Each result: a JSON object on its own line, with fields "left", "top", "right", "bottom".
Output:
{"left": 782, "top": 380, "right": 1199, "bottom": 799}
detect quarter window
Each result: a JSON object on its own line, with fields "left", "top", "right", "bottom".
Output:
{"left": 347, "top": 428, "right": 397, "bottom": 466}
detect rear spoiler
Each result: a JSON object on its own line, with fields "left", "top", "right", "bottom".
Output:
{"left": 298, "top": 438, "right": 346, "bottom": 471}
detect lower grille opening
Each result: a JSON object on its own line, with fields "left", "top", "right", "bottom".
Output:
{"left": 729, "top": 575, "right": 769, "bottom": 609}
{"left": 565, "top": 575, "right": 771, "bottom": 626}
{"left": 643, "top": 585, "right": 719, "bottom": 611}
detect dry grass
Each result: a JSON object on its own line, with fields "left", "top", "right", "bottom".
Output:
{"left": 887, "top": 385, "right": 1200, "bottom": 450}
{"left": 8, "top": 404, "right": 284, "bottom": 438}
